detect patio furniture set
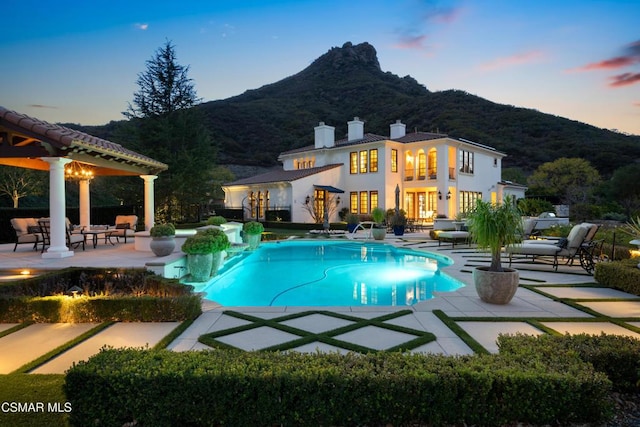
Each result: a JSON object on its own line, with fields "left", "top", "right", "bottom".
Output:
{"left": 10, "top": 215, "right": 138, "bottom": 252}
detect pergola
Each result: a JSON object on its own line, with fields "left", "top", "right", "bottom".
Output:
{"left": 0, "top": 106, "right": 168, "bottom": 259}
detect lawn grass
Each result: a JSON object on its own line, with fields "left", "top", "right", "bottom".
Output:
{"left": 0, "top": 374, "right": 69, "bottom": 427}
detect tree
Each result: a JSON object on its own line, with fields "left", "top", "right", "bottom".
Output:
{"left": 608, "top": 164, "right": 640, "bottom": 218}
{"left": 527, "top": 158, "right": 601, "bottom": 206}
{"left": 123, "top": 40, "right": 216, "bottom": 223}
{"left": 0, "top": 166, "right": 46, "bottom": 208}
{"left": 124, "top": 40, "right": 200, "bottom": 119}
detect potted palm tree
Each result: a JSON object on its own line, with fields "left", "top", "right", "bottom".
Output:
{"left": 149, "top": 223, "right": 176, "bottom": 257}
{"left": 466, "top": 196, "right": 523, "bottom": 304}
{"left": 622, "top": 216, "right": 640, "bottom": 269}
{"left": 391, "top": 210, "right": 407, "bottom": 236}
{"left": 243, "top": 221, "right": 264, "bottom": 250}
{"left": 371, "top": 207, "right": 386, "bottom": 240}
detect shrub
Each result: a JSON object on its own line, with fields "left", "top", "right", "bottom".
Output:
{"left": 594, "top": 259, "right": 640, "bottom": 295}
{"left": 181, "top": 233, "right": 216, "bottom": 254}
{"left": 242, "top": 221, "right": 264, "bottom": 235}
{"left": 65, "top": 348, "right": 611, "bottom": 426}
{"left": 198, "top": 228, "right": 230, "bottom": 252}
{"left": 150, "top": 223, "right": 175, "bottom": 237}
{"left": 207, "top": 216, "right": 227, "bottom": 226}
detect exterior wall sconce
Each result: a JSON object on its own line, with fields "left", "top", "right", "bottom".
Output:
{"left": 305, "top": 195, "right": 310, "bottom": 205}
{"left": 438, "top": 191, "right": 442, "bottom": 200}
{"left": 335, "top": 196, "right": 341, "bottom": 205}
{"left": 446, "top": 191, "right": 452, "bottom": 200}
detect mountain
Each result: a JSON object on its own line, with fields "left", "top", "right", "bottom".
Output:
{"left": 84, "top": 41, "right": 640, "bottom": 177}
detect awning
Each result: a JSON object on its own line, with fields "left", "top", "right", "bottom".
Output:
{"left": 314, "top": 185, "right": 345, "bottom": 193}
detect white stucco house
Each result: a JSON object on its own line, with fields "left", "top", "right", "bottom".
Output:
{"left": 223, "top": 117, "right": 526, "bottom": 223}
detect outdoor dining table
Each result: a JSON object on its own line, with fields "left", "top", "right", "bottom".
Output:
{"left": 76, "top": 227, "right": 117, "bottom": 249}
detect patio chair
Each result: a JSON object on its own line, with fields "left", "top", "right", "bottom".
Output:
{"left": 9, "top": 217, "right": 42, "bottom": 252}
{"left": 505, "top": 223, "right": 591, "bottom": 272}
{"left": 38, "top": 218, "right": 86, "bottom": 252}
{"left": 110, "top": 215, "right": 138, "bottom": 243}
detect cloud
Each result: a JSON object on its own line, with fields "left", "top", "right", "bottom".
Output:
{"left": 478, "top": 50, "right": 546, "bottom": 72}
{"left": 135, "top": 23, "right": 149, "bottom": 31}
{"left": 634, "top": 101, "right": 640, "bottom": 107}
{"left": 610, "top": 72, "right": 640, "bottom": 87}
{"left": 28, "top": 104, "right": 58, "bottom": 109}
{"left": 393, "top": 34, "right": 429, "bottom": 50}
{"left": 569, "top": 39, "right": 640, "bottom": 88}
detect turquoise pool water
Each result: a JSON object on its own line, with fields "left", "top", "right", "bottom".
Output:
{"left": 198, "top": 240, "right": 464, "bottom": 307}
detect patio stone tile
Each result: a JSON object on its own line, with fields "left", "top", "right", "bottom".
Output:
{"left": 215, "top": 326, "right": 301, "bottom": 351}
{"left": 629, "top": 322, "right": 640, "bottom": 328}
{"left": 539, "top": 287, "right": 639, "bottom": 300}
{"left": 289, "top": 341, "right": 350, "bottom": 354}
{"left": 383, "top": 313, "right": 427, "bottom": 330}
{"left": 0, "top": 324, "right": 20, "bottom": 333}
{"left": 410, "top": 312, "right": 458, "bottom": 337}
{"left": 577, "top": 301, "right": 640, "bottom": 318}
{"left": 280, "top": 313, "right": 354, "bottom": 333}
{"left": 207, "top": 313, "right": 252, "bottom": 332}
{"left": 32, "top": 322, "right": 180, "bottom": 374}
{"left": 332, "top": 326, "right": 418, "bottom": 351}
{"left": 540, "top": 321, "right": 640, "bottom": 339}
{"left": 0, "top": 323, "right": 98, "bottom": 374}
{"left": 410, "top": 338, "right": 474, "bottom": 356}
{"left": 456, "top": 321, "right": 544, "bottom": 354}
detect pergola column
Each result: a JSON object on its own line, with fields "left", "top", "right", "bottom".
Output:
{"left": 79, "top": 178, "right": 91, "bottom": 230}
{"left": 140, "top": 175, "right": 158, "bottom": 231}
{"left": 42, "top": 157, "right": 74, "bottom": 258}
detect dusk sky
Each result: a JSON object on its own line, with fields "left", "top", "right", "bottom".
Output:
{"left": 2, "top": 0, "right": 639, "bottom": 135}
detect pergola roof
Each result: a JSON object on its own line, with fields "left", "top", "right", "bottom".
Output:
{"left": 0, "top": 106, "right": 168, "bottom": 176}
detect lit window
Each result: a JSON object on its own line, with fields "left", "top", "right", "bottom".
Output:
{"left": 350, "top": 152, "right": 358, "bottom": 174}
{"left": 391, "top": 149, "right": 398, "bottom": 173}
{"left": 350, "top": 192, "right": 358, "bottom": 214}
{"left": 370, "top": 191, "right": 378, "bottom": 211}
{"left": 459, "top": 191, "right": 482, "bottom": 212}
{"left": 359, "top": 191, "right": 368, "bottom": 214}
{"left": 428, "top": 149, "right": 437, "bottom": 178}
{"left": 369, "top": 149, "right": 378, "bottom": 172}
{"left": 418, "top": 151, "right": 426, "bottom": 180}
{"left": 359, "top": 150, "right": 368, "bottom": 174}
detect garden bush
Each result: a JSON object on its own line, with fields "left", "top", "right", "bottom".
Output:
{"left": 594, "top": 258, "right": 640, "bottom": 295}
{"left": 0, "top": 268, "right": 201, "bottom": 322}
{"left": 65, "top": 347, "right": 612, "bottom": 427}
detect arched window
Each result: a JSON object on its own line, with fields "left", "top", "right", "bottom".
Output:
{"left": 417, "top": 150, "right": 426, "bottom": 180}
{"left": 405, "top": 151, "right": 414, "bottom": 181}
{"left": 428, "top": 148, "right": 437, "bottom": 179}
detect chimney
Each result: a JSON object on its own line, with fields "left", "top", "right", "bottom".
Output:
{"left": 390, "top": 119, "right": 406, "bottom": 139}
{"left": 314, "top": 121, "right": 335, "bottom": 148}
{"left": 347, "top": 117, "right": 364, "bottom": 141}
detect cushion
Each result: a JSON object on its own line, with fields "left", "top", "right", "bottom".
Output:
{"left": 555, "top": 237, "right": 568, "bottom": 249}
{"left": 115, "top": 215, "right": 137, "bottom": 230}
{"left": 27, "top": 225, "right": 42, "bottom": 234}
{"left": 116, "top": 223, "right": 130, "bottom": 230}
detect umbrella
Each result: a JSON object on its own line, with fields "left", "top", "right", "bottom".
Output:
{"left": 394, "top": 184, "right": 400, "bottom": 215}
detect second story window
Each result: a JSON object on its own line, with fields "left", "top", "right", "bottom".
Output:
{"left": 459, "top": 150, "right": 474, "bottom": 174}
{"left": 391, "top": 149, "right": 398, "bottom": 173}
{"left": 428, "top": 149, "right": 437, "bottom": 179}
{"left": 359, "top": 150, "right": 368, "bottom": 173}
{"left": 418, "top": 152, "right": 426, "bottom": 180}
{"left": 350, "top": 152, "right": 358, "bottom": 174}
{"left": 369, "top": 149, "right": 378, "bottom": 172}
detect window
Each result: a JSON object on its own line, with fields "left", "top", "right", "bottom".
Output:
{"left": 369, "top": 149, "right": 378, "bottom": 172}
{"left": 350, "top": 152, "right": 358, "bottom": 174}
{"left": 350, "top": 192, "right": 358, "bottom": 214}
{"left": 370, "top": 191, "right": 378, "bottom": 211}
{"left": 391, "top": 149, "right": 398, "bottom": 173}
{"left": 417, "top": 151, "right": 426, "bottom": 180}
{"left": 405, "top": 151, "right": 414, "bottom": 181}
{"left": 359, "top": 150, "right": 368, "bottom": 174}
{"left": 459, "top": 150, "right": 474, "bottom": 174}
{"left": 459, "top": 191, "right": 482, "bottom": 213}
{"left": 314, "top": 189, "right": 325, "bottom": 221}
{"left": 428, "top": 149, "right": 437, "bottom": 179}
{"left": 359, "top": 191, "right": 368, "bottom": 214}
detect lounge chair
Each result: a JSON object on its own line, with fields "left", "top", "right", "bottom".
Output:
{"left": 110, "top": 215, "right": 138, "bottom": 243}
{"left": 9, "top": 217, "right": 42, "bottom": 251}
{"left": 505, "top": 223, "right": 592, "bottom": 271}
{"left": 37, "top": 218, "right": 86, "bottom": 252}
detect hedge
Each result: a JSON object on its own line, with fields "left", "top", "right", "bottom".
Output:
{"left": 594, "top": 258, "right": 640, "bottom": 295}
{"left": 65, "top": 346, "right": 612, "bottom": 427}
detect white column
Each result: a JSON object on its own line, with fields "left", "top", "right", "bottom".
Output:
{"left": 42, "top": 157, "right": 74, "bottom": 258}
{"left": 79, "top": 178, "right": 91, "bottom": 230}
{"left": 140, "top": 175, "right": 158, "bottom": 231}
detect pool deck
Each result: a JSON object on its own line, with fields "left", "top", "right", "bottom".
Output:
{"left": 1, "top": 233, "right": 639, "bottom": 374}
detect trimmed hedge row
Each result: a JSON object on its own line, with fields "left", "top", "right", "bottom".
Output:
{"left": 594, "top": 258, "right": 640, "bottom": 295}
{"left": 65, "top": 345, "right": 612, "bottom": 427}
{"left": 0, "top": 268, "right": 201, "bottom": 322}
{"left": 0, "top": 295, "right": 201, "bottom": 322}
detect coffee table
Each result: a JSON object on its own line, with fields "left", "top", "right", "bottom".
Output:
{"left": 81, "top": 229, "right": 117, "bottom": 249}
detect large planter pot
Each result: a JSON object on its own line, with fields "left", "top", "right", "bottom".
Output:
{"left": 211, "top": 251, "right": 224, "bottom": 277}
{"left": 187, "top": 253, "right": 213, "bottom": 282}
{"left": 392, "top": 225, "right": 405, "bottom": 236}
{"left": 244, "top": 233, "right": 262, "bottom": 250}
{"left": 149, "top": 236, "right": 175, "bottom": 257}
{"left": 347, "top": 223, "right": 358, "bottom": 233}
{"left": 371, "top": 227, "right": 386, "bottom": 240}
{"left": 473, "top": 266, "right": 519, "bottom": 304}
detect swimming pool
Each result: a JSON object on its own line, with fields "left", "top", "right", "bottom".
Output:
{"left": 197, "top": 240, "right": 464, "bottom": 307}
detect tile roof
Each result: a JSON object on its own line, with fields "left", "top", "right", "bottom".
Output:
{"left": 0, "top": 106, "right": 168, "bottom": 174}
{"left": 225, "top": 164, "right": 343, "bottom": 186}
